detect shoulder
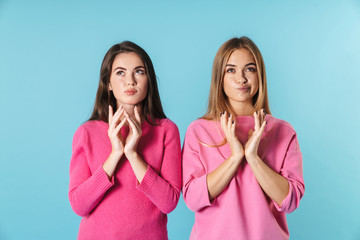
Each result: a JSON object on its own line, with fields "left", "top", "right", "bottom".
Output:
{"left": 266, "top": 115, "right": 296, "bottom": 136}
{"left": 153, "top": 118, "right": 180, "bottom": 137}
{"left": 73, "top": 120, "right": 107, "bottom": 140}
{"left": 185, "top": 118, "right": 215, "bottom": 138}
{"left": 187, "top": 118, "right": 210, "bottom": 130}
{"left": 157, "top": 118, "right": 178, "bottom": 130}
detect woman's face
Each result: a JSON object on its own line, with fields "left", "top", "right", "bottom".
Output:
{"left": 109, "top": 52, "right": 148, "bottom": 107}
{"left": 223, "top": 48, "right": 259, "bottom": 107}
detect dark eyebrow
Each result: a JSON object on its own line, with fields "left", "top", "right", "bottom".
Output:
{"left": 113, "top": 67, "right": 126, "bottom": 72}
{"left": 134, "top": 66, "right": 145, "bottom": 70}
{"left": 245, "top": 63, "right": 256, "bottom": 67}
{"left": 225, "top": 64, "right": 236, "bottom": 67}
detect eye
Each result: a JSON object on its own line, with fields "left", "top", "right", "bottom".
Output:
{"left": 135, "top": 69, "right": 145, "bottom": 75}
{"left": 226, "top": 68, "right": 235, "bottom": 73}
{"left": 245, "top": 67, "right": 256, "bottom": 72}
{"left": 116, "top": 71, "right": 125, "bottom": 76}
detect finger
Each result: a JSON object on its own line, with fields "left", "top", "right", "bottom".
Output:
{"left": 126, "top": 111, "right": 141, "bottom": 133}
{"left": 227, "top": 113, "right": 232, "bottom": 133}
{"left": 109, "top": 105, "right": 121, "bottom": 125}
{"left": 258, "top": 120, "right": 267, "bottom": 137}
{"left": 126, "top": 113, "right": 139, "bottom": 136}
{"left": 134, "top": 106, "right": 141, "bottom": 126}
{"left": 231, "top": 116, "right": 236, "bottom": 135}
{"left": 108, "top": 105, "right": 113, "bottom": 123}
{"left": 113, "top": 105, "right": 123, "bottom": 119}
{"left": 220, "top": 111, "right": 226, "bottom": 133}
{"left": 253, "top": 120, "right": 267, "bottom": 141}
{"left": 260, "top": 108, "right": 265, "bottom": 126}
{"left": 110, "top": 108, "right": 124, "bottom": 130}
{"left": 254, "top": 111, "right": 260, "bottom": 132}
{"left": 113, "top": 117, "right": 127, "bottom": 137}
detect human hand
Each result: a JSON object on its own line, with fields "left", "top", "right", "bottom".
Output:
{"left": 220, "top": 111, "right": 244, "bottom": 160}
{"left": 108, "top": 105, "right": 127, "bottom": 157}
{"left": 244, "top": 109, "right": 266, "bottom": 160}
{"left": 124, "top": 106, "right": 142, "bottom": 159}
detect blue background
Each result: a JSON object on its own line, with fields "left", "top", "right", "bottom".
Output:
{"left": 1, "top": 0, "right": 359, "bottom": 239}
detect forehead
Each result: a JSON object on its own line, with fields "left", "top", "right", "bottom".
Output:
{"left": 112, "top": 52, "right": 144, "bottom": 68}
{"left": 227, "top": 48, "right": 255, "bottom": 65}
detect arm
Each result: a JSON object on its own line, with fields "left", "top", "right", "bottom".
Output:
{"left": 245, "top": 110, "right": 304, "bottom": 212}
{"left": 68, "top": 127, "right": 114, "bottom": 217}
{"left": 68, "top": 106, "right": 127, "bottom": 217}
{"left": 182, "top": 113, "right": 244, "bottom": 211}
{"left": 206, "top": 112, "right": 244, "bottom": 200}
{"left": 272, "top": 134, "right": 304, "bottom": 212}
{"left": 102, "top": 105, "right": 126, "bottom": 179}
{"left": 182, "top": 126, "right": 211, "bottom": 212}
{"left": 125, "top": 110, "right": 181, "bottom": 214}
{"left": 137, "top": 119, "right": 182, "bottom": 214}
{"left": 246, "top": 155, "right": 289, "bottom": 206}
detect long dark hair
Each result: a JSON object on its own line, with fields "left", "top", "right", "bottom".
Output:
{"left": 89, "top": 41, "right": 166, "bottom": 125}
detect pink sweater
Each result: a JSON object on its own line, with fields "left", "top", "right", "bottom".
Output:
{"left": 69, "top": 119, "right": 181, "bottom": 240}
{"left": 182, "top": 115, "right": 305, "bottom": 240}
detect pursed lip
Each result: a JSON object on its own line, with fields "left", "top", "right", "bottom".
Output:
{"left": 236, "top": 86, "right": 250, "bottom": 91}
{"left": 124, "top": 89, "right": 138, "bottom": 95}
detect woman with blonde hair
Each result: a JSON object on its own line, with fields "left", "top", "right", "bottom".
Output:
{"left": 69, "top": 41, "right": 181, "bottom": 239}
{"left": 182, "top": 36, "right": 305, "bottom": 240}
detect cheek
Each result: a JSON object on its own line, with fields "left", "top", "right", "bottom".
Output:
{"left": 138, "top": 78, "right": 149, "bottom": 99}
{"left": 249, "top": 76, "right": 259, "bottom": 92}
{"left": 223, "top": 77, "right": 232, "bottom": 93}
{"left": 110, "top": 80, "right": 123, "bottom": 92}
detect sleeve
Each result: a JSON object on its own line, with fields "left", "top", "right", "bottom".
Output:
{"left": 182, "top": 124, "right": 214, "bottom": 212}
{"left": 68, "top": 126, "right": 114, "bottom": 217}
{"left": 273, "top": 134, "right": 305, "bottom": 213}
{"left": 137, "top": 119, "right": 182, "bottom": 214}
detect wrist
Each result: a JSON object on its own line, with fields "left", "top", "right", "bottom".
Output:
{"left": 245, "top": 154, "right": 260, "bottom": 164}
{"left": 110, "top": 150, "right": 123, "bottom": 159}
{"left": 230, "top": 153, "right": 244, "bottom": 163}
{"left": 124, "top": 150, "right": 139, "bottom": 161}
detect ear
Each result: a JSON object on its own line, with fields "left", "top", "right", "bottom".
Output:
{"left": 109, "top": 82, "right": 112, "bottom": 91}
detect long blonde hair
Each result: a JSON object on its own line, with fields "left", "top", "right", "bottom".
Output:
{"left": 202, "top": 36, "right": 271, "bottom": 121}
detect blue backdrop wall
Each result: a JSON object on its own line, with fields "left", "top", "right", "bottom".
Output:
{"left": 1, "top": 0, "right": 359, "bottom": 239}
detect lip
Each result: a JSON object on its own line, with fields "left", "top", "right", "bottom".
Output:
{"left": 124, "top": 89, "right": 138, "bottom": 95}
{"left": 236, "top": 87, "right": 250, "bottom": 91}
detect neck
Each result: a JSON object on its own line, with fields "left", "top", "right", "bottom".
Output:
{"left": 117, "top": 102, "right": 144, "bottom": 122}
{"left": 229, "top": 100, "right": 254, "bottom": 116}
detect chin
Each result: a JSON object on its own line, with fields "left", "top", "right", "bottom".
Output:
{"left": 119, "top": 99, "right": 145, "bottom": 106}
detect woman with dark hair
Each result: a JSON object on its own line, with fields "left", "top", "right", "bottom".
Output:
{"left": 69, "top": 41, "right": 181, "bottom": 240}
{"left": 182, "top": 37, "right": 305, "bottom": 240}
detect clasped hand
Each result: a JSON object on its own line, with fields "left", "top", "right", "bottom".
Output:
{"left": 220, "top": 109, "right": 267, "bottom": 162}
{"left": 108, "top": 105, "right": 142, "bottom": 159}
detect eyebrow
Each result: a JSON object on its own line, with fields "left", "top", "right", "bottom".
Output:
{"left": 113, "top": 67, "right": 126, "bottom": 72}
{"left": 113, "top": 66, "right": 145, "bottom": 72}
{"left": 134, "top": 66, "right": 145, "bottom": 70}
{"left": 225, "top": 62, "right": 256, "bottom": 67}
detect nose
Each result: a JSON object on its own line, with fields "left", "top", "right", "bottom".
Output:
{"left": 236, "top": 72, "right": 247, "bottom": 84}
{"left": 126, "top": 74, "right": 137, "bottom": 86}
